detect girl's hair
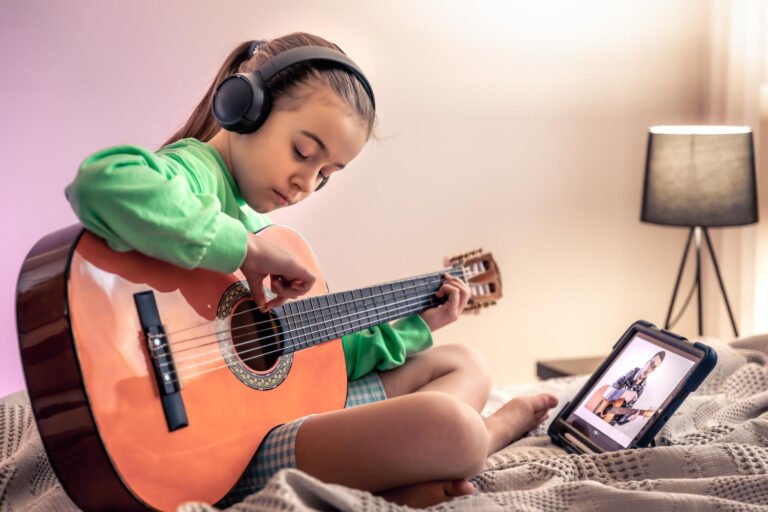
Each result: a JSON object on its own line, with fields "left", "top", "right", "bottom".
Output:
{"left": 163, "top": 32, "right": 377, "bottom": 146}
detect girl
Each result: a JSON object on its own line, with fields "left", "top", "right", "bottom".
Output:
{"left": 65, "top": 32, "right": 558, "bottom": 508}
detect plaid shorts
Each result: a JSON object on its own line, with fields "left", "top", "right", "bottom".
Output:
{"left": 216, "top": 371, "right": 388, "bottom": 507}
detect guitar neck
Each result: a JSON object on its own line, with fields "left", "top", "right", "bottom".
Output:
{"left": 277, "top": 267, "right": 465, "bottom": 353}
{"left": 611, "top": 407, "right": 653, "bottom": 415}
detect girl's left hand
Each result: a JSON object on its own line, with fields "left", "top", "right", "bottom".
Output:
{"left": 419, "top": 273, "right": 471, "bottom": 332}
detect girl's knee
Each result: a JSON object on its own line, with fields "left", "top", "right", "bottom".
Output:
{"left": 443, "top": 344, "right": 492, "bottom": 390}
{"left": 415, "top": 392, "right": 488, "bottom": 476}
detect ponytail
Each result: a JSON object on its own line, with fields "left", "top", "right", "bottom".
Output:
{"left": 163, "top": 32, "right": 377, "bottom": 148}
{"left": 162, "top": 41, "right": 252, "bottom": 146}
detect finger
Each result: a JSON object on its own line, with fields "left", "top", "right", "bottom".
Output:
{"left": 272, "top": 276, "right": 304, "bottom": 299}
{"left": 271, "top": 276, "right": 287, "bottom": 297}
{"left": 444, "top": 273, "right": 468, "bottom": 288}
{"left": 290, "top": 268, "right": 315, "bottom": 290}
{"left": 455, "top": 281, "right": 471, "bottom": 309}
{"left": 279, "top": 287, "right": 304, "bottom": 299}
{"left": 264, "top": 296, "right": 287, "bottom": 310}
{"left": 250, "top": 278, "right": 268, "bottom": 310}
{"left": 446, "top": 283, "right": 461, "bottom": 316}
{"left": 444, "top": 277, "right": 469, "bottom": 306}
{"left": 290, "top": 280, "right": 306, "bottom": 291}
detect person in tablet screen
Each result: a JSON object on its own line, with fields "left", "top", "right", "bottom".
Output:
{"left": 593, "top": 351, "right": 665, "bottom": 425}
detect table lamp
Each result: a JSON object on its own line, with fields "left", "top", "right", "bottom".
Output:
{"left": 641, "top": 125, "right": 757, "bottom": 337}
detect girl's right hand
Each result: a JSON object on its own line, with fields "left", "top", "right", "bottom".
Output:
{"left": 239, "top": 232, "right": 316, "bottom": 312}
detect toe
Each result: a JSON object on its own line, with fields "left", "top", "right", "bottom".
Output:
{"left": 446, "top": 479, "right": 476, "bottom": 497}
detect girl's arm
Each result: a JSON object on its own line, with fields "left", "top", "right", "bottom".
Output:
{"left": 342, "top": 314, "right": 433, "bottom": 380}
{"left": 342, "top": 274, "right": 471, "bottom": 380}
{"left": 67, "top": 144, "right": 248, "bottom": 272}
{"left": 66, "top": 143, "right": 315, "bottom": 310}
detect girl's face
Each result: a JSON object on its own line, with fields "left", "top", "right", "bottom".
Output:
{"left": 224, "top": 83, "right": 369, "bottom": 213}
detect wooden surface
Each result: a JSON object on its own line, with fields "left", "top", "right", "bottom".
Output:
{"left": 536, "top": 355, "right": 605, "bottom": 380}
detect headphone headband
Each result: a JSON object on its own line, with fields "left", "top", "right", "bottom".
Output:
{"left": 212, "top": 44, "right": 375, "bottom": 134}
{"left": 255, "top": 46, "right": 375, "bottom": 109}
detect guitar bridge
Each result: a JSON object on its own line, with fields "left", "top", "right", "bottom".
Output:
{"left": 134, "top": 291, "right": 189, "bottom": 432}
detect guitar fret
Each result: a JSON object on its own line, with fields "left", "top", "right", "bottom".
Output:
{"left": 360, "top": 288, "right": 378, "bottom": 325}
{"left": 385, "top": 284, "right": 396, "bottom": 320}
{"left": 312, "top": 297, "right": 326, "bottom": 345}
{"left": 372, "top": 285, "right": 383, "bottom": 325}
{"left": 327, "top": 293, "right": 339, "bottom": 339}
{"left": 357, "top": 292, "right": 363, "bottom": 329}
{"left": 313, "top": 296, "right": 323, "bottom": 343}
{"left": 303, "top": 297, "right": 313, "bottom": 347}
{"left": 301, "top": 300, "right": 311, "bottom": 349}
{"left": 395, "top": 280, "right": 405, "bottom": 318}
{"left": 283, "top": 301, "right": 296, "bottom": 352}
{"left": 304, "top": 297, "right": 314, "bottom": 347}
{"left": 319, "top": 295, "right": 331, "bottom": 342}
{"left": 350, "top": 289, "right": 360, "bottom": 331}
{"left": 342, "top": 291, "right": 354, "bottom": 333}
{"left": 293, "top": 301, "right": 306, "bottom": 351}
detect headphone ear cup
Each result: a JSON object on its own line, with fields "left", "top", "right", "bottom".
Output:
{"left": 212, "top": 72, "right": 271, "bottom": 134}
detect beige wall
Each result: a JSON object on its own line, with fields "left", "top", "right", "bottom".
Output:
{"left": 269, "top": 1, "right": 714, "bottom": 383}
{"left": 2, "top": 0, "right": 728, "bottom": 395}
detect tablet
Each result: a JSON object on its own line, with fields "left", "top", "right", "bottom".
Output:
{"left": 548, "top": 320, "right": 717, "bottom": 454}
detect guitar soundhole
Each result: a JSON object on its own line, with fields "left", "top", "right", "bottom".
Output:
{"left": 230, "top": 299, "right": 281, "bottom": 372}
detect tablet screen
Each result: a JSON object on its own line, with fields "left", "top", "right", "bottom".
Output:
{"left": 563, "top": 330, "right": 700, "bottom": 451}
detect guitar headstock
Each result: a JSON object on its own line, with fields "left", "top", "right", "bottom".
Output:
{"left": 445, "top": 249, "right": 502, "bottom": 314}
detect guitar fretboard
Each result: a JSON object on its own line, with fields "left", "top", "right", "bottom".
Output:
{"left": 279, "top": 267, "right": 465, "bottom": 352}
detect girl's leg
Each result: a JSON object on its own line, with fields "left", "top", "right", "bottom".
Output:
{"left": 295, "top": 345, "right": 557, "bottom": 506}
{"left": 378, "top": 344, "right": 492, "bottom": 411}
{"left": 294, "top": 391, "right": 488, "bottom": 492}
{"left": 294, "top": 390, "right": 556, "bottom": 494}
{"left": 378, "top": 344, "right": 557, "bottom": 450}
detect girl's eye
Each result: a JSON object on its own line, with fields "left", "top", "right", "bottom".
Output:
{"left": 292, "top": 145, "right": 308, "bottom": 161}
{"left": 315, "top": 172, "right": 330, "bottom": 192}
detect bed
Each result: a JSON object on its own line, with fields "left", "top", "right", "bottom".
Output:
{"left": 2, "top": 333, "right": 767, "bottom": 511}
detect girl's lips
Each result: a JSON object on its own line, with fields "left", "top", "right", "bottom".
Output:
{"left": 273, "top": 190, "right": 289, "bottom": 206}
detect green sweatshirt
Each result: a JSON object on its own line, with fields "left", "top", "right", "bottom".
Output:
{"left": 65, "top": 137, "right": 433, "bottom": 381}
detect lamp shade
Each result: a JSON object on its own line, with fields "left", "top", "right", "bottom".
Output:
{"left": 641, "top": 125, "right": 758, "bottom": 227}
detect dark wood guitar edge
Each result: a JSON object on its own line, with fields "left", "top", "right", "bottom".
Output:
{"left": 16, "top": 223, "right": 148, "bottom": 511}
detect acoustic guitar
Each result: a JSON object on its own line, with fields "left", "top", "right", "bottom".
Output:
{"left": 16, "top": 223, "right": 502, "bottom": 511}
{"left": 585, "top": 384, "right": 656, "bottom": 424}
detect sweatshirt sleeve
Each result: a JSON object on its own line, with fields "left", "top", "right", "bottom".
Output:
{"left": 342, "top": 314, "right": 434, "bottom": 380}
{"left": 65, "top": 145, "right": 248, "bottom": 273}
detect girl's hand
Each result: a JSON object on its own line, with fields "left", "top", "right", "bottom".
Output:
{"left": 419, "top": 274, "right": 471, "bottom": 332}
{"left": 240, "top": 232, "right": 316, "bottom": 312}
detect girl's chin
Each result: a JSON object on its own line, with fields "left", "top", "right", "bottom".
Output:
{"left": 241, "top": 198, "right": 271, "bottom": 214}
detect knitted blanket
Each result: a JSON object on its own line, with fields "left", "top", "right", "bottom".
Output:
{"left": 2, "top": 334, "right": 767, "bottom": 511}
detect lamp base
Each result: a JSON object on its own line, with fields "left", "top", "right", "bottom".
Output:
{"left": 664, "top": 226, "right": 739, "bottom": 337}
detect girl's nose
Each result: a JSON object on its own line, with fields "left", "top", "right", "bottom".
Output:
{"left": 291, "top": 166, "right": 322, "bottom": 194}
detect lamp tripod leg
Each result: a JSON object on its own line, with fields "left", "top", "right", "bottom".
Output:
{"left": 702, "top": 227, "right": 739, "bottom": 338}
{"left": 695, "top": 226, "right": 702, "bottom": 336}
{"left": 665, "top": 227, "right": 695, "bottom": 330}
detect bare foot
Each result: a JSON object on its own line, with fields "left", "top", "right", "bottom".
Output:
{"left": 376, "top": 478, "right": 475, "bottom": 508}
{"left": 484, "top": 393, "right": 558, "bottom": 454}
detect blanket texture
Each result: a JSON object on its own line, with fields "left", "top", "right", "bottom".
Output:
{"left": 2, "top": 334, "right": 767, "bottom": 511}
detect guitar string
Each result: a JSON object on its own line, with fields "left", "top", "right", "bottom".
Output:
{"left": 167, "top": 294, "right": 437, "bottom": 384}
{"left": 159, "top": 267, "right": 468, "bottom": 345}
{"left": 164, "top": 287, "right": 445, "bottom": 371}
{"left": 157, "top": 266, "right": 470, "bottom": 352}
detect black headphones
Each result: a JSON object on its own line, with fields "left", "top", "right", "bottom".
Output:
{"left": 212, "top": 43, "right": 376, "bottom": 134}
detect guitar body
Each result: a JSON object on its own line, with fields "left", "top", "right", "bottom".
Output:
{"left": 16, "top": 224, "right": 347, "bottom": 511}
{"left": 585, "top": 384, "right": 654, "bottom": 424}
{"left": 594, "top": 398, "right": 625, "bottom": 423}
{"left": 585, "top": 384, "right": 610, "bottom": 414}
